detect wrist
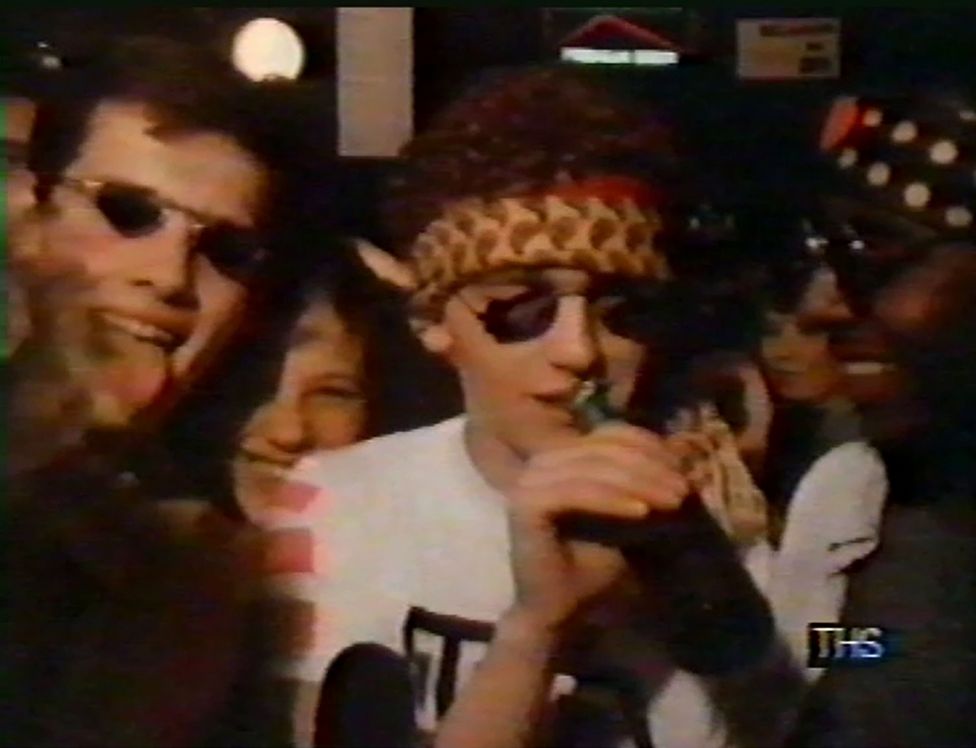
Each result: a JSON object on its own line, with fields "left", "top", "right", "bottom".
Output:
{"left": 493, "top": 608, "right": 561, "bottom": 663}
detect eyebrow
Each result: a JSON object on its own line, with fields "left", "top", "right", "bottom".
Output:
{"left": 75, "top": 173, "right": 247, "bottom": 229}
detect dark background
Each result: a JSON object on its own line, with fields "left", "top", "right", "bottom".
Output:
{"left": 4, "top": 7, "right": 976, "bottom": 245}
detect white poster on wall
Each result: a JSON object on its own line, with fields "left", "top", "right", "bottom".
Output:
{"left": 736, "top": 17, "right": 840, "bottom": 80}
{"left": 337, "top": 7, "right": 413, "bottom": 157}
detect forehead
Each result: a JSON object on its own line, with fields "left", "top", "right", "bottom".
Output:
{"left": 69, "top": 100, "right": 266, "bottom": 225}
{"left": 288, "top": 299, "right": 364, "bottom": 370}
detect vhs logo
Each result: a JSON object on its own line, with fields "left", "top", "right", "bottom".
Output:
{"left": 807, "top": 624, "right": 891, "bottom": 667}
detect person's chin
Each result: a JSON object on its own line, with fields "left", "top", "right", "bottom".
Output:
{"left": 81, "top": 348, "right": 172, "bottom": 432}
{"left": 233, "top": 458, "right": 290, "bottom": 520}
{"left": 517, "top": 420, "right": 585, "bottom": 457}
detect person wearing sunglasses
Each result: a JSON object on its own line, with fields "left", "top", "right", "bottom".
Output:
{"left": 263, "top": 69, "right": 799, "bottom": 748}
{"left": 11, "top": 36, "right": 279, "bottom": 444}
{"left": 5, "top": 36, "right": 304, "bottom": 748}
{"left": 783, "top": 90, "right": 976, "bottom": 748}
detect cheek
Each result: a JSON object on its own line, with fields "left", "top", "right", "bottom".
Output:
{"left": 238, "top": 400, "right": 275, "bottom": 446}
{"left": 6, "top": 171, "right": 34, "bottom": 221}
{"left": 601, "top": 334, "right": 645, "bottom": 380}
{"left": 187, "top": 262, "right": 248, "bottom": 345}
{"left": 876, "top": 286, "right": 941, "bottom": 340}
{"left": 305, "top": 402, "right": 367, "bottom": 449}
{"left": 760, "top": 335, "right": 783, "bottom": 362}
{"left": 446, "top": 319, "right": 532, "bottom": 396}
{"left": 41, "top": 215, "right": 126, "bottom": 280}
{"left": 191, "top": 263, "right": 248, "bottom": 334}
{"left": 43, "top": 202, "right": 129, "bottom": 278}
{"left": 792, "top": 337, "right": 828, "bottom": 366}
{"left": 170, "top": 267, "right": 247, "bottom": 382}
{"left": 461, "top": 346, "right": 539, "bottom": 403}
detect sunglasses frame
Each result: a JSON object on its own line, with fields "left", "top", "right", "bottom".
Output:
{"left": 55, "top": 175, "right": 269, "bottom": 279}
{"left": 453, "top": 278, "right": 660, "bottom": 344}
{"left": 802, "top": 215, "right": 946, "bottom": 302}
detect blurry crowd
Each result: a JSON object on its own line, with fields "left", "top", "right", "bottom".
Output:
{"left": 4, "top": 34, "right": 974, "bottom": 748}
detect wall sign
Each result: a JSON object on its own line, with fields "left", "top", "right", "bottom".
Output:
{"left": 736, "top": 17, "right": 840, "bottom": 80}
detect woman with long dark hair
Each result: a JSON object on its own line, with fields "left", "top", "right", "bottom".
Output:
{"left": 150, "top": 237, "right": 461, "bottom": 522}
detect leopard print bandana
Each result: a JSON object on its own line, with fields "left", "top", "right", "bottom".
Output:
{"left": 408, "top": 192, "right": 670, "bottom": 317}
{"left": 667, "top": 403, "right": 769, "bottom": 546}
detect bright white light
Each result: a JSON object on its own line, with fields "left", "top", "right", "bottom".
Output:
{"left": 560, "top": 47, "right": 679, "bottom": 66}
{"left": 232, "top": 17, "right": 305, "bottom": 82}
{"left": 634, "top": 50, "right": 680, "bottom": 66}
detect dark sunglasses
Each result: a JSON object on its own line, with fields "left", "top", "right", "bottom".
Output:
{"left": 457, "top": 281, "right": 679, "bottom": 344}
{"left": 59, "top": 176, "right": 268, "bottom": 280}
{"left": 799, "top": 215, "right": 940, "bottom": 311}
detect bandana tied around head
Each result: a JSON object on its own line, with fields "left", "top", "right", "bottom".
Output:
{"left": 407, "top": 177, "right": 672, "bottom": 318}
{"left": 406, "top": 177, "right": 770, "bottom": 545}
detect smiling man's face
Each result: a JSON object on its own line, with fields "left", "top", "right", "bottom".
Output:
{"left": 27, "top": 100, "right": 267, "bottom": 430}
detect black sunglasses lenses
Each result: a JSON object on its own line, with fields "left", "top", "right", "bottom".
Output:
{"left": 479, "top": 288, "right": 655, "bottom": 343}
{"left": 197, "top": 225, "right": 267, "bottom": 280}
{"left": 93, "top": 183, "right": 265, "bottom": 279}
{"left": 482, "top": 293, "right": 559, "bottom": 343}
{"left": 95, "top": 184, "right": 163, "bottom": 237}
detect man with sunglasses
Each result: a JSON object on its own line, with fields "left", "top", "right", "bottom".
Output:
{"left": 267, "top": 70, "right": 797, "bottom": 748}
{"left": 785, "top": 91, "right": 976, "bottom": 747}
{"left": 5, "top": 33, "right": 307, "bottom": 746}
{"left": 12, "top": 37, "right": 277, "bottom": 445}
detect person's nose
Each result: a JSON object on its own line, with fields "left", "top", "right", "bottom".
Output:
{"left": 245, "top": 400, "right": 314, "bottom": 464}
{"left": 802, "top": 268, "right": 857, "bottom": 327}
{"left": 542, "top": 296, "right": 599, "bottom": 375}
{"left": 129, "top": 214, "right": 200, "bottom": 306}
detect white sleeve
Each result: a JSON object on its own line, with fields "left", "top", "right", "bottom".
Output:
{"left": 641, "top": 444, "right": 887, "bottom": 748}
{"left": 770, "top": 441, "right": 889, "bottom": 674}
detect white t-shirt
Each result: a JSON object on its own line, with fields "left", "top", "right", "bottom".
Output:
{"left": 262, "top": 416, "right": 886, "bottom": 748}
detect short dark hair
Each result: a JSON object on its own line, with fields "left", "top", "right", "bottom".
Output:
{"left": 28, "top": 36, "right": 279, "bottom": 214}
{"left": 383, "top": 66, "right": 687, "bottom": 255}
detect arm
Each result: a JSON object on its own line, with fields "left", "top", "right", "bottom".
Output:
{"left": 435, "top": 611, "right": 559, "bottom": 748}
{"left": 437, "top": 423, "right": 689, "bottom": 748}
{"left": 702, "top": 443, "right": 888, "bottom": 747}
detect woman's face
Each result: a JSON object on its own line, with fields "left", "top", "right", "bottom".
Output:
{"left": 233, "top": 298, "right": 367, "bottom": 518}
{"left": 761, "top": 310, "right": 843, "bottom": 404}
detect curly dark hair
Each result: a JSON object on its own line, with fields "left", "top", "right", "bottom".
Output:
{"left": 383, "top": 66, "right": 688, "bottom": 255}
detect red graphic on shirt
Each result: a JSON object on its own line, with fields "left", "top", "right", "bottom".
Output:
{"left": 270, "top": 479, "right": 320, "bottom": 513}
{"left": 265, "top": 528, "right": 315, "bottom": 574}
{"left": 270, "top": 597, "right": 318, "bottom": 656}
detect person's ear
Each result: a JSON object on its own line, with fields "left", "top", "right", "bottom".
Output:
{"left": 410, "top": 317, "right": 454, "bottom": 358}
{"left": 354, "top": 239, "right": 416, "bottom": 293}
